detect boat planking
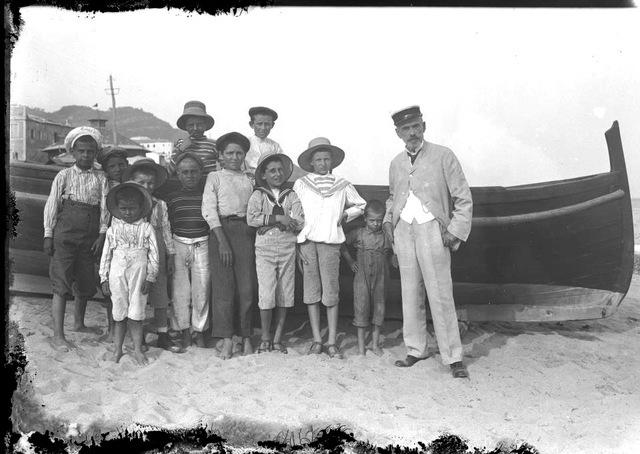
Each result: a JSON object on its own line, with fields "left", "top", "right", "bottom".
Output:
{"left": 9, "top": 122, "right": 634, "bottom": 322}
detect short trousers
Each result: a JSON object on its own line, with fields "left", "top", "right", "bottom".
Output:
{"left": 299, "top": 241, "right": 341, "bottom": 307}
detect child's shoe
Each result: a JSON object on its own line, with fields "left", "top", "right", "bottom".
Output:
{"left": 181, "top": 329, "right": 192, "bottom": 349}
{"left": 194, "top": 332, "right": 206, "bottom": 348}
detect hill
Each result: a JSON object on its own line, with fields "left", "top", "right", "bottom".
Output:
{"left": 25, "top": 105, "right": 184, "bottom": 142}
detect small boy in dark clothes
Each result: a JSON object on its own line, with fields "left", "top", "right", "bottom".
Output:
{"left": 341, "top": 200, "right": 393, "bottom": 356}
{"left": 43, "top": 126, "right": 109, "bottom": 351}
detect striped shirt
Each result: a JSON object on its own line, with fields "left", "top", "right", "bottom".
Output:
{"left": 166, "top": 188, "right": 210, "bottom": 239}
{"left": 43, "top": 165, "right": 109, "bottom": 237}
{"left": 311, "top": 173, "right": 337, "bottom": 196}
{"left": 98, "top": 217, "right": 159, "bottom": 283}
{"left": 202, "top": 169, "right": 254, "bottom": 230}
{"left": 149, "top": 197, "right": 175, "bottom": 255}
{"left": 170, "top": 135, "right": 219, "bottom": 175}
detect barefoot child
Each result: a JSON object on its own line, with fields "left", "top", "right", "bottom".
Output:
{"left": 124, "top": 159, "right": 181, "bottom": 352}
{"left": 99, "top": 182, "right": 158, "bottom": 365}
{"left": 165, "top": 152, "right": 211, "bottom": 350}
{"left": 341, "top": 200, "right": 393, "bottom": 356}
{"left": 203, "top": 132, "right": 256, "bottom": 359}
{"left": 294, "top": 137, "right": 366, "bottom": 359}
{"left": 43, "top": 127, "right": 110, "bottom": 350}
{"left": 247, "top": 154, "right": 304, "bottom": 354}
{"left": 245, "top": 106, "right": 283, "bottom": 176}
{"left": 96, "top": 146, "right": 129, "bottom": 342}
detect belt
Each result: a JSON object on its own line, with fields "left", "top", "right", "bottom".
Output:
{"left": 221, "top": 215, "right": 246, "bottom": 222}
{"left": 61, "top": 199, "right": 100, "bottom": 210}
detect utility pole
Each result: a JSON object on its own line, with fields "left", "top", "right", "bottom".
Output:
{"left": 105, "top": 75, "right": 120, "bottom": 145}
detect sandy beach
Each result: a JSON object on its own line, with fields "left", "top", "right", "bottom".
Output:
{"left": 8, "top": 271, "right": 640, "bottom": 454}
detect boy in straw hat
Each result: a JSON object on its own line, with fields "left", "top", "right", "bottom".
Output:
{"left": 293, "top": 137, "right": 366, "bottom": 359}
{"left": 247, "top": 153, "right": 304, "bottom": 354}
{"left": 202, "top": 132, "right": 256, "bottom": 359}
{"left": 95, "top": 146, "right": 129, "bottom": 342}
{"left": 124, "top": 159, "right": 182, "bottom": 353}
{"left": 169, "top": 100, "right": 219, "bottom": 176}
{"left": 245, "top": 106, "right": 284, "bottom": 176}
{"left": 43, "top": 126, "right": 110, "bottom": 351}
{"left": 99, "top": 182, "right": 158, "bottom": 365}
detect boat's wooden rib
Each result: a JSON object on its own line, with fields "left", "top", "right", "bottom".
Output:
{"left": 8, "top": 122, "right": 634, "bottom": 322}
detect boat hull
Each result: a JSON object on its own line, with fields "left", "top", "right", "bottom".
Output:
{"left": 8, "top": 122, "right": 634, "bottom": 322}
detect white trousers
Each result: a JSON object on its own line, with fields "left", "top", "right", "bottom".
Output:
{"left": 394, "top": 219, "right": 463, "bottom": 365}
{"left": 172, "top": 239, "right": 211, "bottom": 332}
{"left": 109, "top": 248, "right": 148, "bottom": 322}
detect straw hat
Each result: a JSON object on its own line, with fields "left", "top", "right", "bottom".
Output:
{"left": 255, "top": 153, "right": 294, "bottom": 188}
{"left": 106, "top": 181, "right": 153, "bottom": 221}
{"left": 216, "top": 132, "right": 250, "bottom": 154}
{"left": 297, "top": 137, "right": 345, "bottom": 173}
{"left": 176, "top": 100, "right": 215, "bottom": 131}
{"left": 122, "top": 158, "right": 169, "bottom": 189}
{"left": 64, "top": 126, "right": 103, "bottom": 153}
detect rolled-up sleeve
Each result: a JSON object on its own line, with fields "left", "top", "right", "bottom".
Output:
{"left": 43, "top": 172, "right": 65, "bottom": 238}
{"left": 98, "top": 229, "right": 114, "bottom": 283}
{"left": 145, "top": 225, "right": 159, "bottom": 282}
{"left": 246, "top": 191, "right": 267, "bottom": 227}
{"left": 201, "top": 172, "right": 221, "bottom": 230}
{"left": 98, "top": 176, "right": 109, "bottom": 234}
{"left": 344, "top": 183, "right": 366, "bottom": 223}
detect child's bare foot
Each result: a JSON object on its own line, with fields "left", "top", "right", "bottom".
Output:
{"left": 243, "top": 337, "right": 253, "bottom": 355}
{"left": 133, "top": 350, "right": 149, "bottom": 365}
{"left": 72, "top": 324, "right": 103, "bottom": 335}
{"left": 112, "top": 350, "right": 124, "bottom": 363}
{"left": 220, "top": 338, "right": 233, "bottom": 360}
{"left": 49, "top": 336, "right": 77, "bottom": 351}
{"left": 194, "top": 332, "right": 206, "bottom": 348}
{"left": 371, "top": 345, "right": 384, "bottom": 356}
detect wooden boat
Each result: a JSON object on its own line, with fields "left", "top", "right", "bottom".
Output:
{"left": 8, "top": 121, "right": 634, "bottom": 322}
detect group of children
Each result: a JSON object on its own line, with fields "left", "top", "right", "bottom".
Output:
{"left": 45, "top": 104, "right": 395, "bottom": 365}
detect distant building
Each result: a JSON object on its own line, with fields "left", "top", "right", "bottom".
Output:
{"left": 132, "top": 137, "right": 174, "bottom": 158}
{"left": 9, "top": 104, "right": 73, "bottom": 163}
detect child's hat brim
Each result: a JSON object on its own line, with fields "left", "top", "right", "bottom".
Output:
{"left": 106, "top": 181, "right": 154, "bottom": 221}
{"left": 122, "top": 158, "right": 169, "bottom": 189}
{"left": 255, "top": 153, "right": 294, "bottom": 188}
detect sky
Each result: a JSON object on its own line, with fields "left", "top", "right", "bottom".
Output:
{"left": 9, "top": 6, "right": 640, "bottom": 196}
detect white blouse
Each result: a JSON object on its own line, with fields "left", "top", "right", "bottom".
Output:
{"left": 293, "top": 173, "right": 365, "bottom": 244}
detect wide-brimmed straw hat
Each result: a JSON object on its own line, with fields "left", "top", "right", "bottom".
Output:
{"left": 97, "top": 146, "right": 128, "bottom": 167}
{"left": 122, "top": 157, "right": 169, "bottom": 189}
{"left": 176, "top": 100, "right": 215, "bottom": 131}
{"left": 216, "top": 132, "right": 250, "bottom": 154}
{"left": 297, "top": 137, "right": 345, "bottom": 173}
{"left": 64, "top": 126, "right": 103, "bottom": 153}
{"left": 255, "top": 153, "right": 294, "bottom": 188}
{"left": 106, "top": 181, "right": 153, "bottom": 221}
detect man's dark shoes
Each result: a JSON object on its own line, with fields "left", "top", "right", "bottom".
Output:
{"left": 394, "top": 355, "right": 423, "bottom": 368}
{"left": 450, "top": 361, "right": 469, "bottom": 378}
{"left": 158, "top": 332, "right": 185, "bottom": 353}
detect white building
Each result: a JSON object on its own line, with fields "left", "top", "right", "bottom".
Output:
{"left": 130, "top": 137, "right": 173, "bottom": 158}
